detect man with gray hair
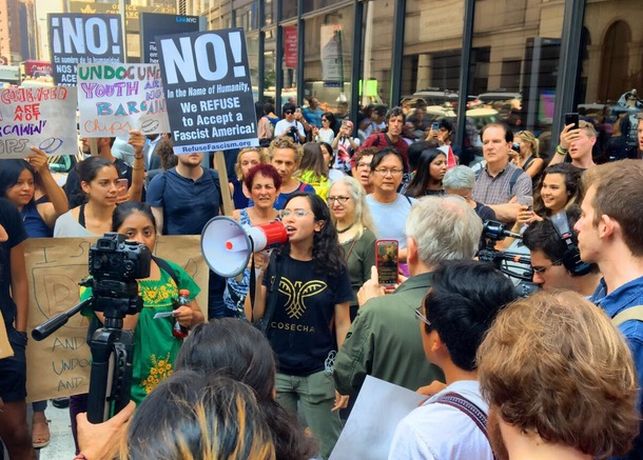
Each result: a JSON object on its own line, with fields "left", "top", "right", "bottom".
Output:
{"left": 444, "top": 165, "right": 496, "bottom": 222}
{"left": 333, "top": 196, "right": 483, "bottom": 403}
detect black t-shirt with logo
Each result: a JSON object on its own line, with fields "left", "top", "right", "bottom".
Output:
{"left": 0, "top": 198, "right": 27, "bottom": 329}
{"left": 264, "top": 255, "right": 353, "bottom": 376}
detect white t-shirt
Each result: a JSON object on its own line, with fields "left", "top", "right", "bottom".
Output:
{"left": 274, "top": 119, "right": 305, "bottom": 140}
{"left": 366, "top": 194, "right": 416, "bottom": 250}
{"left": 388, "top": 380, "right": 493, "bottom": 460}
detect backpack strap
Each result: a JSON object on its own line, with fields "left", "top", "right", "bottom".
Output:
{"left": 152, "top": 256, "right": 180, "bottom": 289}
{"left": 611, "top": 305, "right": 643, "bottom": 327}
{"left": 508, "top": 168, "right": 523, "bottom": 196}
{"left": 431, "top": 391, "right": 495, "bottom": 459}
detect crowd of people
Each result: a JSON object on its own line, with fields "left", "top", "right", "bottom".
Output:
{"left": 0, "top": 95, "right": 643, "bottom": 460}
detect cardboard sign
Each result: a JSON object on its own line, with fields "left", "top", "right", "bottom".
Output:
{"left": 48, "top": 14, "right": 125, "bottom": 86}
{"left": 25, "top": 235, "right": 209, "bottom": 402}
{"left": 0, "top": 86, "right": 78, "bottom": 159}
{"left": 77, "top": 63, "right": 170, "bottom": 139}
{"left": 140, "top": 13, "right": 199, "bottom": 64}
{"left": 156, "top": 28, "right": 258, "bottom": 154}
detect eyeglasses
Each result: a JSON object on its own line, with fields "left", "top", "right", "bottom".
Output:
{"left": 415, "top": 305, "right": 431, "bottom": 328}
{"left": 374, "top": 168, "right": 403, "bottom": 176}
{"left": 356, "top": 161, "right": 371, "bottom": 169}
{"left": 284, "top": 110, "right": 294, "bottom": 115}
{"left": 531, "top": 260, "right": 563, "bottom": 274}
{"left": 280, "top": 209, "right": 312, "bottom": 218}
{"left": 322, "top": 118, "right": 329, "bottom": 122}
{"left": 327, "top": 195, "right": 350, "bottom": 205}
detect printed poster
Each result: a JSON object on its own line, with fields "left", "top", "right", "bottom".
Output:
{"left": 156, "top": 28, "right": 258, "bottom": 154}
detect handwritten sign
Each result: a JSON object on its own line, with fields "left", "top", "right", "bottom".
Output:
{"left": 0, "top": 86, "right": 78, "bottom": 159}
{"left": 77, "top": 63, "right": 170, "bottom": 139}
{"left": 140, "top": 13, "right": 199, "bottom": 64}
{"left": 48, "top": 14, "right": 124, "bottom": 86}
{"left": 25, "top": 235, "right": 208, "bottom": 402}
{"left": 156, "top": 28, "right": 258, "bottom": 154}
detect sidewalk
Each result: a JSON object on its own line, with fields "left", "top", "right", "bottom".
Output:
{"left": 36, "top": 405, "right": 75, "bottom": 460}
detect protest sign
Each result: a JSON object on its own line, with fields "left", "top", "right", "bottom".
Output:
{"left": 140, "top": 13, "right": 199, "bottom": 64}
{"left": 330, "top": 376, "right": 426, "bottom": 460}
{"left": 77, "top": 63, "right": 170, "bottom": 138}
{"left": 156, "top": 28, "right": 258, "bottom": 154}
{"left": 48, "top": 14, "right": 125, "bottom": 86}
{"left": 0, "top": 86, "right": 78, "bottom": 159}
{"left": 25, "top": 235, "right": 208, "bottom": 402}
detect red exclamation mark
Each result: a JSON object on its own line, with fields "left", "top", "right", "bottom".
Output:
{"left": 229, "top": 31, "right": 246, "bottom": 78}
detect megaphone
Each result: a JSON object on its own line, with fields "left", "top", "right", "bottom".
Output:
{"left": 201, "top": 216, "right": 288, "bottom": 278}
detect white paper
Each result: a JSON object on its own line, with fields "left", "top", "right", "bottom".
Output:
{"left": 77, "top": 63, "right": 170, "bottom": 139}
{"left": 330, "top": 375, "right": 426, "bottom": 460}
{"left": 153, "top": 311, "right": 174, "bottom": 319}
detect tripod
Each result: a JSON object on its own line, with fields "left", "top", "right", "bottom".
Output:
{"left": 32, "top": 279, "right": 142, "bottom": 423}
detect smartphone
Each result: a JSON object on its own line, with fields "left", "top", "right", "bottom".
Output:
{"left": 564, "top": 112, "right": 579, "bottom": 129}
{"left": 511, "top": 142, "right": 521, "bottom": 153}
{"left": 116, "top": 178, "right": 129, "bottom": 196}
{"left": 375, "top": 239, "right": 399, "bottom": 286}
{"left": 431, "top": 121, "right": 440, "bottom": 131}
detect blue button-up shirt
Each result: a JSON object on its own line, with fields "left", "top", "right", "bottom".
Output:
{"left": 592, "top": 275, "right": 643, "bottom": 460}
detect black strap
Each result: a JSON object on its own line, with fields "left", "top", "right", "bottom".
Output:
{"left": 432, "top": 391, "right": 496, "bottom": 459}
{"left": 152, "top": 256, "right": 180, "bottom": 288}
{"left": 508, "top": 168, "right": 523, "bottom": 196}
{"left": 254, "top": 251, "right": 282, "bottom": 335}
{"left": 78, "top": 203, "right": 86, "bottom": 228}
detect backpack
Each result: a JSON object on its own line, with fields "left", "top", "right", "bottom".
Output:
{"left": 611, "top": 305, "right": 643, "bottom": 327}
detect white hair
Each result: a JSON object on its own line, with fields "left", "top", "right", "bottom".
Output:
{"left": 329, "top": 175, "right": 374, "bottom": 238}
{"left": 406, "top": 195, "right": 482, "bottom": 267}
{"left": 442, "top": 165, "right": 475, "bottom": 191}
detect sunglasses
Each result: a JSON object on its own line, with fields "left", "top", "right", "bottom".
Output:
{"left": 284, "top": 110, "right": 294, "bottom": 115}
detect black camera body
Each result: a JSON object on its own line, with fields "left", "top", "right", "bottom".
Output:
{"left": 89, "top": 232, "right": 151, "bottom": 281}
{"left": 84, "top": 233, "right": 151, "bottom": 319}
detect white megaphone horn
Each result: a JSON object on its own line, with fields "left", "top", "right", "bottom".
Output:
{"left": 201, "top": 216, "right": 288, "bottom": 278}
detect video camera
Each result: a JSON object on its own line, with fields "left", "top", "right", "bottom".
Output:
{"left": 32, "top": 233, "right": 151, "bottom": 422}
{"left": 478, "top": 220, "right": 539, "bottom": 297}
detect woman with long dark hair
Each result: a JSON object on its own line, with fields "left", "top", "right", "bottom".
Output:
{"left": 297, "top": 142, "right": 331, "bottom": 200}
{"left": 175, "top": 319, "right": 316, "bottom": 460}
{"left": 404, "top": 147, "right": 448, "bottom": 198}
{"left": 246, "top": 192, "right": 352, "bottom": 459}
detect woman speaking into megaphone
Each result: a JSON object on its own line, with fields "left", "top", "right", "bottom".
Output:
{"left": 245, "top": 192, "right": 353, "bottom": 460}
{"left": 223, "top": 164, "right": 281, "bottom": 315}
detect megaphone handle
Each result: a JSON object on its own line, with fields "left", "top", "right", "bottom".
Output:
{"left": 248, "top": 236, "right": 256, "bottom": 322}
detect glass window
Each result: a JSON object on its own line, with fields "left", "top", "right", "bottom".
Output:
{"left": 402, "top": 0, "right": 465, "bottom": 142}
{"left": 303, "top": 0, "right": 346, "bottom": 15}
{"left": 282, "top": 24, "right": 298, "bottom": 109}
{"left": 265, "top": 0, "right": 278, "bottom": 26}
{"left": 263, "top": 28, "right": 277, "bottom": 103}
{"left": 282, "top": 0, "right": 298, "bottom": 20}
{"left": 247, "top": 33, "right": 259, "bottom": 100}
{"left": 362, "top": 0, "right": 394, "bottom": 108}
{"left": 576, "top": 2, "right": 642, "bottom": 161}
{"left": 469, "top": 0, "right": 565, "bottom": 161}
{"left": 302, "top": 6, "right": 354, "bottom": 126}
{"left": 235, "top": 2, "right": 258, "bottom": 31}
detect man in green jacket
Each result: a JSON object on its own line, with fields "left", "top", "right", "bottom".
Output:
{"left": 333, "top": 195, "right": 483, "bottom": 400}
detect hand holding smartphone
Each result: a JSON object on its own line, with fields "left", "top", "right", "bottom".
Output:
{"left": 564, "top": 112, "right": 579, "bottom": 130}
{"left": 375, "top": 239, "right": 399, "bottom": 286}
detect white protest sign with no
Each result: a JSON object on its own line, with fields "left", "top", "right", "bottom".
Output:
{"left": 0, "top": 86, "right": 78, "bottom": 159}
{"left": 156, "top": 28, "right": 258, "bottom": 154}
{"left": 77, "top": 63, "right": 170, "bottom": 139}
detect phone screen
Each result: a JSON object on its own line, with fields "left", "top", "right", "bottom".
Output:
{"left": 116, "top": 179, "right": 129, "bottom": 197}
{"left": 564, "top": 112, "right": 579, "bottom": 129}
{"left": 431, "top": 122, "right": 440, "bottom": 131}
{"left": 376, "top": 240, "right": 399, "bottom": 285}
